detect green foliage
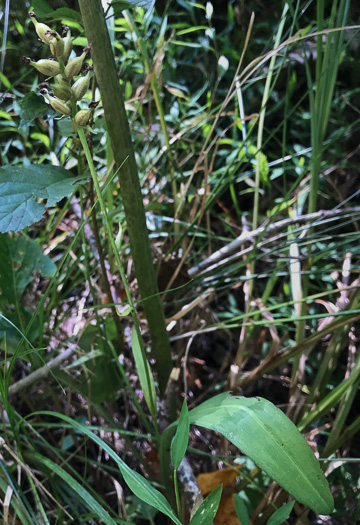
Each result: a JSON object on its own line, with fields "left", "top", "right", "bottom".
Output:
{"left": 267, "top": 501, "right": 295, "bottom": 525}
{"left": 189, "top": 485, "right": 222, "bottom": 525}
{"left": 18, "top": 91, "right": 49, "bottom": 129}
{"left": 171, "top": 399, "right": 190, "bottom": 470}
{"left": 0, "top": 165, "right": 85, "bottom": 232}
{"left": 1, "top": 1, "right": 358, "bottom": 523}
{"left": 187, "top": 394, "right": 333, "bottom": 514}
{"left": 234, "top": 493, "right": 251, "bottom": 525}
{"left": 0, "top": 233, "right": 55, "bottom": 303}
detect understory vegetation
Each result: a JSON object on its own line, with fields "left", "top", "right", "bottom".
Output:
{"left": 0, "top": 0, "right": 359, "bottom": 524}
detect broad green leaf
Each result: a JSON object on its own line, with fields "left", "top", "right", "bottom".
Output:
{"left": 0, "top": 234, "right": 56, "bottom": 304}
{"left": 34, "top": 411, "right": 182, "bottom": 525}
{"left": 267, "top": 501, "right": 295, "bottom": 525}
{"left": 0, "top": 165, "right": 85, "bottom": 232}
{"left": 29, "top": 0, "right": 52, "bottom": 18}
{"left": 44, "top": 7, "right": 82, "bottom": 22}
{"left": 233, "top": 494, "right": 251, "bottom": 525}
{"left": 171, "top": 399, "right": 190, "bottom": 469}
{"left": 31, "top": 452, "right": 118, "bottom": 525}
{"left": 130, "top": 326, "right": 157, "bottom": 416}
{"left": 110, "top": 0, "right": 154, "bottom": 10}
{"left": 190, "top": 485, "right": 222, "bottom": 525}
{"left": 19, "top": 92, "right": 49, "bottom": 129}
{"left": 188, "top": 393, "right": 333, "bottom": 515}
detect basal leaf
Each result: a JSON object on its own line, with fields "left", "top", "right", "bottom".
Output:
{"left": 0, "top": 164, "right": 85, "bottom": 232}
{"left": 188, "top": 393, "right": 333, "bottom": 515}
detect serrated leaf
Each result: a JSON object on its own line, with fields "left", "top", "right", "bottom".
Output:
{"left": 190, "top": 485, "right": 222, "bottom": 525}
{"left": 0, "top": 233, "right": 56, "bottom": 304}
{"left": 0, "top": 164, "right": 85, "bottom": 232}
{"left": 233, "top": 494, "right": 251, "bottom": 525}
{"left": 19, "top": 92, "right": 49, "bottom": 129}
{"left": 187, "top": 393, "right": 334, "bottom": 515}
{"left": 267, "top": 501, "right": 295, "bottom": 525}
{"left": 171, "top": 399, "right": 189, "bottom": 469}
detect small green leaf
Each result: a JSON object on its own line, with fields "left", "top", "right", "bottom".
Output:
{"left": 190, "top": 485, "right": 222, "bottom": 525}
{"left": 267, "top": 501, "right": 295, "bottom": 525}
{"left": 171, "top": 399, "right": 190, "bottom": 469}
{"left": 0, "top": 165, "right": 85, "bottom": 232}
{"left": 233, "top": 494, "right": 251, "bottom": 525}
{"left": 130, "top": 326, "right": 157, "bottom": 416}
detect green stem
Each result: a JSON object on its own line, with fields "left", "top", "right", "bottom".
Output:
{"left": 173, "top": 469, "right": 181, "bottom": 518}
{"left": 76, "top": 124, "right": 157, "bottom": 427}
{"left": 78, "top": 0, "right": 172, "bottom": 395}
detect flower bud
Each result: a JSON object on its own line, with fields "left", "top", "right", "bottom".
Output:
{"left": 46, "top": 30, "right": 65, "bottom": 58}
{"left": 42, "top": 93, "right": 72, "bottom": 115}
{"left": 74, "top": 108, "right": 91, "bottom": 126}
{"left": 29, "top": 12, "right": 53, "bottom": 44}
{"left": 52, "top": 79, "right": 72, "bottom": 101}
{"left": 64, "top": 46, "right": 91, "bottom": 78}
{"left": 71, "top": 71, "right": 91, "bottom": 100}
{"left": 30, "top": 58, "right": 61, "bottom": 77}
{"left": 62, "top": 26, "right": 73, "bottom": 63}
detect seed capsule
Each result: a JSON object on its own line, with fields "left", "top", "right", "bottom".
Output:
{"left": 43, "top": 93, "right": 72, "bottom": 115}
{"left": 62, "top": 26, "right": 73, "bottom": 63}
{"left": 52, "top": 79, "right": 72, "bottom": 101}
{"left": 71, "top": 71, "right": 91, "bottom": 100}
{"left": 74, "top": 108, "right": 91, "bottom": 126}
{"left": 29, "top": 12, "right": 53, "bottom": 44}
{"left": 46, "top": 30, "right": 65, "bottom": 58}
{"left": 64, "top": 51, "right": 86, "bottom": 79}
{"left": 30, "top": 59, "right": 61, "bottom": 77}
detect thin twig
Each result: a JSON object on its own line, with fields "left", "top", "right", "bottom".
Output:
{"left": 8, "top": 346, "right": 76, "bottom": 396}
{"left": 189, "top": 207, "right": 360, "bottom": 278}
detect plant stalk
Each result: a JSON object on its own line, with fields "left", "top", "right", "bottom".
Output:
{"left": 78, "top": 0, "right": 172, "bottom": 395}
